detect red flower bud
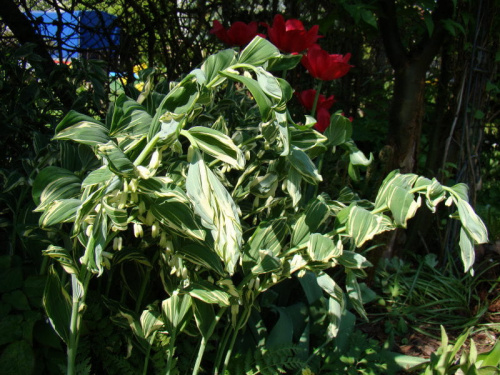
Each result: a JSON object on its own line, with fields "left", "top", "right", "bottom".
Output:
{"left": 301, "top": 44, "right": 353, "bottom": 81}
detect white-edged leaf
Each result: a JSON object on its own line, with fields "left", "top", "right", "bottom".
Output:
{"left": 184, "top": 281, "right": 231, "bottom": 306}
{"left": 186, "top": 150, "right": 242, "bottom": 274}
{"left": 288, "top": 145, "right": 322, "bottom": 185}
{"left": 43, "top": 266, "right": 72, "bottom": 344}
{"left": 346, "top": 270, "right": 368, "bottom": 321}
{"left": 97, "top": 141, "right": 136, "bottom": 178}
{"left": 238, "top": 36, "right": 280, "bottom": 66}
{"left": 150, "top": 197, "right": 205, "bottom": 240}
{"left": 187, "top": 126, "right": 245, "bottom": 169}
{"left": 307, "top": 233, "right": 341, "bottom": 262}
{"left": 33, "top": 167, "right": 81, "bottom": 211}
{"left": 291, "top": 197, "right": 330, "bottom": 246}
{"left": 161, "top": 293, "right": 192, "bottom": 336}
{"left": 337, "top": 250, "right": 372, "bottom": 269}
{"left": 39, "top": 199, "right": 81, "bottom": 227}
{"left": 459, "top": 228, "right": 475, "bottom": 274}
{"left": 54, "top": 121, "right": 110, "bottom": 146}
{"left": 346, "top": 206, "right": 384, "bottom": 247}
{"left": 140, "top": 310, "right": 163, "bottom": 341}
{"left": 455, "top": 198, "right": 488, "bottom": 244}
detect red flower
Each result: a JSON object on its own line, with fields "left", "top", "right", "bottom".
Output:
{"left": 301, "top": 45, "right": 353, "bottom": 81}
{"left": 266, "top": 15, "right": 321, "bottom": 53}
{"left": 210, "top": 20, "right": 261, "bottom": 47}
{"left": 296, "top": 89, "right": 335, "bottom": 132}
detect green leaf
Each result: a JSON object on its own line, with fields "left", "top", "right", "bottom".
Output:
{"left": 33, "top": 167, "right": 81, "bottom": 209}
{"left": 202, "top": 49, "right": 237, "bottom": 87}
{"left": 56, "top": 110, "right": 107, "bottom": 133}
{"left": 288, "top": 145, "right": 322, "bottom": 185}
{"left": 249, "top": 173, "right": 278, "bottom": 198}
{"left": 346, "top": 270, "right": 368, "bottom": 321}
{"left": 291, "top": 197, "right": 330, "bottom": 246}
{"left": 284, "top": 167, "right": 302, "bottom": 207}
{"left": 140, "top": 310, "right": 163, "bottom": 341}
{"left": 82, "top": 167, "right": 113, "bottom": 188}
{"left": 192, "top": 299, "right": 215, "bottom": 339}
{"left": 307, "top": 233, "right": 341, "bottom": 262}
{"left": 388, "top": 186, "right": 420, "bottom": 227}
{"left": 291, "top": 128, "right": 328, "bottom": 152}
{"left": 455, "top": 198, "right": 488, "bottom": 244}
{"left": 238, "top": 36, "right": 280, "bottom": 66}
{"left": 187, "top": 126, "right": 245, "bottom": 169}
{"left": 109, "top": 94, "right": 152, "bottom": 136}
{"left": 244, "top": 218, "right": 289, "bottom": 272}
{"left": 102, "top": 197, "right": 128, "bottom": 228}
{"left": 220, "top": 70, "right": 273, "bottom": 120}
{"left": 255, "top": 67, "right": 282, "bottom": 100}
{"left": 150, "top": 197, "right": 205, "bottom": 240}
{"left": 450, "top": 183, "right": 470, "bottom": 202}
{"left": 176, "top": 242, "right": 225, "bottom": 276}
{"left": 266, "top": 53, "right": 303, "bottom": 71}
{"left": 39, "top": 199, "right": 81, "bottom": 227}
{"left": 162, "top": 293, "right": 192, "bottom": 336}
{"left": 97, "top": 141, "right": 136, "bottom": 178}
{"left": 186, "top": 151, "right": 242, "bottom": 274}
{"left": 346, "top": 206, "right": 384, "bottom": 247}
{"left": 148, "top": 75, "right": 199, "bottom": 139}
{"left": 325, "top": 113, "right": 352, "bottom": 147}
{"left": 317, "top": 272, "right": 344, "bottom": 338}
{"left": 459, "top": 228, "right": 475, "bottom": 274}
{"left": 344, "top": 140, "right": 373, "bottom": 166}
{"left": 43, "top": 245, "right": 79, "bottom": 275}
{"left": 478, "top": 341, "right": 500, "bottom": 367}
{"left": 337, "top": 250, "right": 372, "bottom": 269}
{"left": 266, "top": 307, "right": 293, "bottom": 349}
{"left": 183, "top": 281, "right": 231, "bottom": 307}
{"left": 43, "top": 266, "right": 72, "bottom": 343}
{"left": 139, "top": 178, "right": 189, "bottom": 200}
{"left": 251, "top": 251, "right": 282, "bottom": 275}
{"left": 54, "top": 111, "right": 109, "bottom": 146}
{"left": 374, "top": 171, "right": 419, "bottom": 210}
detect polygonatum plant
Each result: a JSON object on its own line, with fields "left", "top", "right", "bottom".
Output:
{"left": 33, "top": 37, "right": 488, "bottom": 374}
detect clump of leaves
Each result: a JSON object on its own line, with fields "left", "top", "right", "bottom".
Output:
{"left": 33, "top": 37, "right": 488, "bottom": 374}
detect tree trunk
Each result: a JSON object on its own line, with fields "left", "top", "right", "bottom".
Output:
{"left": 387, "top": 64, "right": 427, "bottom": 173}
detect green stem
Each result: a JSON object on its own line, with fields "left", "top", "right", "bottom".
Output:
{"left": 135, "top": 268, "right": 151, "bottom": 314}
{"left": 142, "top": 331, "right": 157, "bottom": 375}
{"left": 134, "top": 133, "right": 160, "bottom": 166}
{"left": 67, "top": 270, "right": 91, "bottom": 375}
{"left": 165, "top": 332, "right": 177, "bottom": 375}
{"left": 193, "top": 307, "right": 228, "bottom": 375}
{"left": 220, "top": 309, "right": 250, "bottom": 375}
{"left": 213, "top": 322, "right": 232, "bottom": 375}
{"left": 311, "top": 80, "right": 323, "bottom": 117}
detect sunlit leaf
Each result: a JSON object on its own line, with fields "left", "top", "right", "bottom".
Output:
{"left": 187, "top": 126, "right": 245, "bottom": 169}
{"left": 33, "top": 167, "right": 81, "bottom": 209}
{"left": 183, "top": 281, "right": 231, "bottom": 306}
{"left": 39, "top": 199, "right": 81, "bottom": 227}
{"left": 238, "top": 36, "right": 280, "bottom": 66}
{"left": 346, "top": 206, "right": 384, "bottom": 247}
{"left": 288, "top": 145, "right": 322, "bottom": 185}
{"left": 162, "top": 293, "right": 192, "bottom": 335}
{"left": 186, "top": 150, "right": 242, "bottom": 274}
